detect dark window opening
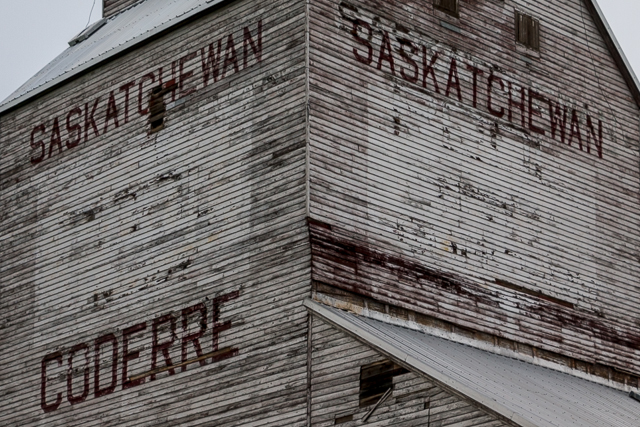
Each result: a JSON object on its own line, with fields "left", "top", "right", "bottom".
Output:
{"left": 516, "top": 12, "right": 540, "bottom": 51}
{"left": 148, "top": 81, "right": 176, "bottom": 134}
{"left": 433, "top": 0, "right": 459, "bottom": 17}
{"left": 359, "top": 360, "right": 408, "bottom": 407}
{"left": 334, "top": 414, "right": 353, "bottom": 424}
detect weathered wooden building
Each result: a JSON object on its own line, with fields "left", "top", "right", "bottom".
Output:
{"left": 1, "top": 0, "right": 640, "bottom": 425}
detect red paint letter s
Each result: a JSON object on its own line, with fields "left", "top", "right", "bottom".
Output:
{"left": 30, "top": 124, "right": 46, "bottom": 164}
{"left": 352, "top": 19, "right": 373, "bottom": 65}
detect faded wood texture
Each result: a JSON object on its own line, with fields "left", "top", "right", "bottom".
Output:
{"left": 0, "top": 0, "right": 309, "bottom": 425}
{"left": 103, "top": 0, "right": 141, "bottom": 18}
{"left": 307, "top": 0, "right": 640, "bottom": 375}
{"left": 310, "top": 316, "right": 512, "bottom": 426}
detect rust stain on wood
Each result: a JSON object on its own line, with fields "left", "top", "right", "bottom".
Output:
{"left": 309, "top": 219, "right": 640, "bottom": 370}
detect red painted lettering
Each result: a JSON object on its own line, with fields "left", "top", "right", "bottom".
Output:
{"left": 596, "top": 118, "right": 604, "bottom": 158}
{"left": 398, "top": 38, "right": 419, "bottom": 84}
{"left": 103, "top": 91, "right": 120, "bottom": 134}
{"left": 352, "top": 19, "right": 373, "bottom": 65}
{"left": 376, "top": 31, "right": 395, "bottom": 75}
{"left": 466, "top": 64, "right": 484, "bottom": 109}
{"left": 94, "top": 333, "right": 118, "bottom": 398}
{"left": 487, "top": 74, "right": 505, "bottom": 118}
{"left": 41, "top": 352, "right": 63, "bottom": 413}
{"left": 179, "top": 52, "right": 198, "bottom": 97}
{"left": 158, "top": 64, "right": 177, "bottom": 103}
{"left": 181, "top": 303, "right": 207, "bottom": 371}
{"left": 422, "top": 49, "right": 440, "bottom": 93}
{"left": 151, "top": 314, "right": 177, "bottom": 381}
{"left": 528, "top": 89, "right": 546, "bottom": 135}
{"left": 445, "top": 58, "right": 462, "bottom": 102}
{"left": 48, "top": 118, "right": 63, "bottom": 159}
{"left": 222, "top": 34, "right": 239, "bottom": 78}
{"left": 84, "top": 98, "right": 101, "bottom": 142}
{"left": 548, "top": 100, "right": 567, "bottom": 144}
{"left": 568, "top": 109, "right": 583, "bottom": 150}
{"left": 212, "top": 291, "right": 240, "bottom": 362}
{"left": 586, "top": 114, "right": 603, "bottom": 157}
{"left": 67, "top": 344, "right": 90, "bottom": 405}
{"left": 201, "top": 40, "right": 223, "bottom": 87}
{"left": 30, "top": 124, "right": 46, "bottom": 164}
{"left": 508, "top": 82, "right": 526, "bottom": 127}
{"left": 66, "top": 108, "right": 83, "bottom": 149}
{"left": 243, "top": 20, "right": 263, "bottom": 68}
{"left": 39, "top": 290, "right": 240, "bottom": 412}
{"left": 122, "top": 322, "right": 147, "bottom": 390}
{"left": 138, "top": 73, "right": 156, "bottom": 115}
{"left": 119, "top": 81, "right": 135, "bottom": 124}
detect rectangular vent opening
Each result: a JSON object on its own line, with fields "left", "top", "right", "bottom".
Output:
{"left": 334, "top": 414, "right": 353, "bottom": 424}
{"left": 516, "top": 12, "right": 540, "bottom": 51}
{"left": 359, "top": 360, "right": 408, "bottom": 408}
{"left": 433, "top": 0, "right": 459, "bottom": 17}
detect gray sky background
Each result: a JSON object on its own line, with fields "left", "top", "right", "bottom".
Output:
{"left": 0, "top": 0, "right": 638, "bottom": 103}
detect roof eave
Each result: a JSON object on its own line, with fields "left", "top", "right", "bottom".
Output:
{"left": 1, "top": 0, "right": 638, "bottom": 116}
{"left": 585, "top": 0, "right": 640, "bottom": 109}
{"left": 304, "top": 299, "right": 539, "bottom": 427}
{"left": 0, "top": 0, "right": 228, "bottom": 117}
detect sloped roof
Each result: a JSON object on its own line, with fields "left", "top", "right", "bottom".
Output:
{"left": 0, "top": 0, "right": 224, "bottom": 114}
{"left": 584, "top": 0, "right": 640, "bottom": 107}
{"left": 305, "top": 299, "right": 640, "bottom": 427}
{"left": 0, "top": 0, "right": 638, "bottom": 115}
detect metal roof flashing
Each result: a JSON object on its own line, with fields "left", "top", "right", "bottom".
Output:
{"left": 305, "top": 299, "right": 640, "bottom": 427}
{"left": 0, "top": 0, "right": 227, "bottom": 116}
{"left": 69, "top": 19, "right": 108, "bottom": 47}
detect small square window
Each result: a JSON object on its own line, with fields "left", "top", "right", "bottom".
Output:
{"left": 516, "top": 12, "right": 540, "bottom": 51}
{"left": 433, "top": 0, "right": 459, "bottom": 17}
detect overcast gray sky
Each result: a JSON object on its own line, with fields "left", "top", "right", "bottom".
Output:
{"left": 0, "top": 0, "right": 638, "bottom": 103}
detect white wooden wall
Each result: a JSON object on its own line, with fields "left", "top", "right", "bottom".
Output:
{"left": 307, "top": 0, "right": 640, "bottom": 376}
{"left": 310, "top": 316, "right": 511, "bottom": 426}
{"left": 2, "top": 0, "right": 640, "bottom": 423}
{"left": 0, "top": 0, "right": 310, "bottom": 425}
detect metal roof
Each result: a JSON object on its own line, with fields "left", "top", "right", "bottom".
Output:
{"left": 0, "top": 0, "right": 638, "bottom": 115}
{"left": 305, "top": 299, "right": 640, "bottom": 427}
{"left": 0, "top": 0, "right": 224, "bottom": 114}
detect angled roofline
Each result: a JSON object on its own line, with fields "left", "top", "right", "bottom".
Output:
{"left": 0, "top": 0, "right": 229, "bottom": 116}
{"left": 0, "top": 0, "right": 638, "bottom": 117}
{"left": 585, "top": 0, "right": 640, "bottom": 108}
{"left": 304, "top": 299, "right": 538, "bottom": 427}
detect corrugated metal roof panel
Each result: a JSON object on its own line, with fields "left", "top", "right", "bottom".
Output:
{"left": 305, "top": 300, "right": 640, "bottom": 427}
{"left": 0, "top": 0, "right": 221, "bottom": 111}
{"left": 2, "top": 0, "right": 638, "bottom": 115}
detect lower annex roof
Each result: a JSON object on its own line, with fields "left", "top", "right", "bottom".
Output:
{"left": 305, "top": 299, "right": 640, "bottom": 427}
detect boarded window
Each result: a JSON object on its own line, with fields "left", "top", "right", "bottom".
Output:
{"left": 359, "top": 360, "right": 408, "bottom": 407}
{"left": 516, "top": 12, "right": 540, "bottom": 51}
{"left": 148, "top": 81, "right": 176, "bottom": 134}
{"left": 433, "top": 0, "right": 459, "bottom": 17}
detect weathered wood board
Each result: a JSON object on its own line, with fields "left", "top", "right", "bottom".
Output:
{"left": 307, "top": 0, "right": 640, "bottom": 376}
{"left": 2, "top": 0, "right": 640, "bottom": 423}
{"left": 0, "top": 0, "right": 310, "bottom": 425}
